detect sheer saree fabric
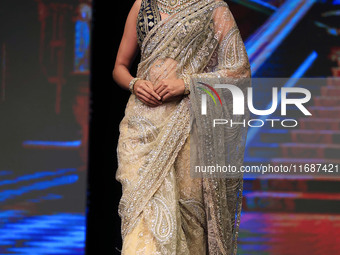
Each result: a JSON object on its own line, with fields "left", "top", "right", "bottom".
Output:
{"left": 116, "top": 0, "right": 251, "bottom": 254}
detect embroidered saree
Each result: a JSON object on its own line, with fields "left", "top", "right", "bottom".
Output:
{"left": 116, "top": 0, "right": 251, "bottom": 254}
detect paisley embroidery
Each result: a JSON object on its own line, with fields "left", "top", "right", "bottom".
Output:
{"left": 149, "top": 195, "right": 176, "bottom": 243}
{"left": 128, "top": 116, "right": 159, "bottom": 144}
{"left": 219, "top": 25, "right": 248, "bottom": 70}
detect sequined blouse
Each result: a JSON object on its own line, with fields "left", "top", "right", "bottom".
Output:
{"left": 136, "top": 0, "right": 162, "bottom": 47}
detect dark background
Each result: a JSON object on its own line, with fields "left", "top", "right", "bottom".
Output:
{"left": 86, "top": 1, "right": 135, "bottom": 254}
{"left": 0, "top": 0, "right": 339, "bottom": 254}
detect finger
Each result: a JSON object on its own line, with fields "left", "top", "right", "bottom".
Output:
{"left": 144, "top": 81, "right": 163, "bottom": 102}
{"left": 136, "top": 87, "right": 160, "bottom": 104}
{"left": 143, "top": 91, "right": 162, "bottom": 105}
{"left": 144, "top": 86, "right": 162, "bottom": 101}
{"left": 139, "top": 89, "right": 162, "bottom": 105}
{"left": 153, "top": 83, "right": 161, "bottom": 92}
{"left": 154, "top": 80, "right": 165, "bottom": 93}
{"left": 145, "top": 81, "right": 158, "bottom": 93}
{"left": 159, "top": 88, "right": 169, "bottom": 98}
{"left": 145, "top": 81, "right": 154, "bottom": 88}
{"left": 155, "top": 84, "right": 166, "bottom": 95}
{"left": 138, "top": 94, "right": 158, "bottom": 107}
{"left": 162, "top": 92, "right": 171, "bottom": 102}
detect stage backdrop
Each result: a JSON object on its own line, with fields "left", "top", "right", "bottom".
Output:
{"left": 0, "top": 1, "right": 91, "bottom": 254}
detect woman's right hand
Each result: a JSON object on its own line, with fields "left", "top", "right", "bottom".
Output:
{"left": 134, "top": 80, "right": 162, "bottom": 107}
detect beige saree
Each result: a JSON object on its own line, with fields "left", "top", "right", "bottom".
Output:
{"left": 116, "top": 0, "right": 251, "bottom": 254}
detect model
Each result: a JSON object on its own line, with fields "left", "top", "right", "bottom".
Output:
{"left": 113, "top": 0, "right": 251, "bottom": 254}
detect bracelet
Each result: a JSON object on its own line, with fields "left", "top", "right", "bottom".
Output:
{"left": 129, "top": 77, "right": 141, "bottom": 94}
{"left": 182, "top": 74, "right": 190, "bottom": 95}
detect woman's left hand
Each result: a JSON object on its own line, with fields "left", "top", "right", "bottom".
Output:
{"left": 154, "top": 79, "right": 185, "bottom": 102}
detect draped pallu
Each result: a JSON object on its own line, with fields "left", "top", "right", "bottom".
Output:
{"left": 116, "top": 0, "right": 251, "bottom": 254}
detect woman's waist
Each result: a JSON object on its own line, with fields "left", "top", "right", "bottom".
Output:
{"left": 124, "top": 94, "right": 185, "bottom": 122}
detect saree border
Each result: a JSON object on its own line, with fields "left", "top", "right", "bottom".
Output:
{"left": 119, "top": 97, "right": 191, "bottom": 238}
{"left": 140, "top": 0, "right": 220, "bottom": 54}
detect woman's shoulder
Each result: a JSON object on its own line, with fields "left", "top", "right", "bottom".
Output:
{"left": 211, "top": 0, "right": 229, "bottom": 8}
{"left": 134, "top": 0, "right": 143, "bottom": 5}
{"left": 131, "top": 0, "right": 143, "bottom": 14}
{"left": 210, "top": 0, "right": 232, "bottom": 14}
{"left": 126, "top": 0, "right": 143, "bottom": 22}
{"left": 135, "top": 0, "right": 143, "bottom": 8}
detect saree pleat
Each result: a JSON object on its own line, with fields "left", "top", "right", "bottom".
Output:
{"left": 116, "top": 0, "right": 251, "bottom": 254}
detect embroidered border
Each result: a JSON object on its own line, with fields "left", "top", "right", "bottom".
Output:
{"left": 137, "top": 0, "right": 162, "bottom": 47}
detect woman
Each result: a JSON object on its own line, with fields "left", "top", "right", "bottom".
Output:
{"left": 113, "top": 0, "right": 251, "bottom": 254}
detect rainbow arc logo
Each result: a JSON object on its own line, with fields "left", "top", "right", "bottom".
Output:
{"left": 197, "top": 82, "right": 223, "bottom": 106}
{"left": 197, "top": 82, "right": 223, "bottom": 115}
